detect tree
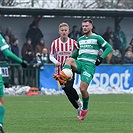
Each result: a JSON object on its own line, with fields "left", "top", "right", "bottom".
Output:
{"left": 1, "top": 0, "right": 15, "bottom": 6}
{"left": 0, "top": 0, "right": 133, "bottom": 9}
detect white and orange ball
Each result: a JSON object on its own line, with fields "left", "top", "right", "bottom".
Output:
{"left": 60, "top": 69, "right": 73, "bottom": 81}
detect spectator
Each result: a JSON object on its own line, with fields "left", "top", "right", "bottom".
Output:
{"left": 92, "top": 25, "right": 97, "bottom": 34}
{"left": 107, "top": 31, "right": 123, "bottom": 64}
{"left": 35, "top": 39, "right": 48, "bottom": 64}
{"left": 29, "top": 53, "right": 44, "bottom": 88}
{"left": 21, "top": 38, "right": 34, "bottom": 86}
{"left": 125, "top": 45, "right": 133, "bottom": 52}
{"left": 114, "top": 25, "right": 127, "bottom": 56}
{"left": 35, "top": 38, "right": 49, "bottom": 63}
{"left": 4, "top": 27, "right": 15, "bottom": 44}
{"left": 10, "top": 38, "right": 21, "bottom": 85}
{"left": 110, "top": 49, "right": 122, "bottom": 64}
{"left": 123, "top": 51, "right": 133, "bottom": 64}
{"left": 26, "top": 21, "right": 43, "bottom": 51}
{"left": 33, "top": 15, "right": 42, "bottom": 28}
{"left": 130, "top": 38, "right": 133, "bottom": 47}
{"left": 108, "top": 32, "right": 115, "bottom": 49}
{"left": 11, "top": 38, "right": 19, "bottom": 58}
{"left": 41, "top": 48, "right": 48, "bottom": 64}
{"left": 4, "top": 35, "right": 11, "bottom": 50}
{"left": 30, "top": 53, "right": 44, "bottom": 70}
{"left": 0, "top": 30, "right": 3, "bottom": 36}
{"left": 69, "top": 25, "right": 80, "bottom": 41}
{"left": 35, "top": 38, "right": 47, "bottom": 54}
{"left": 79, "top": 27, "right": 83, "bottom": 37}
{"left": 129, "top": 39, "right": 133, "bottom": 52}
{"left": 21, "top": 38, "right": 34, "bottom": 63}
{"left": 102, "top": 26, "right": 112, "bottom": 42}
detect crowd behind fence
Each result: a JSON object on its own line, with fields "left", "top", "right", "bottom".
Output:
{"left": 0, "top": 62, "right": 39, "bottom": 88}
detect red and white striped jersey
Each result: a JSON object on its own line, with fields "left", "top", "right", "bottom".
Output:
{"left": 50, "top": 37, "right": 78, "bottom": 68}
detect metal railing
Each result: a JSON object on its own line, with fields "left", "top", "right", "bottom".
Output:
{"left": 0, "top": 62, "right": 39, "bottom": 88}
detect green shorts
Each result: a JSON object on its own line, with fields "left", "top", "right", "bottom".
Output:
{"left": 74, "top": 60, "right": 96, "bottom": 85}
{"left": 0, "top": 74, "right": 4, "bottom": 98}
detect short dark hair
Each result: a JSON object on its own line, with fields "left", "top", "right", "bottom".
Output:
{"left": 82, "top": 19, "right": 93, "bottom": 24}
{"left": 12, "top": 38, "right": 18, "bottom": 43}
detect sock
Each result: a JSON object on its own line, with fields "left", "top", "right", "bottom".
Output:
{"left": 0, "top": 106, "right": 5, "bottom": 126}
{"left": 82, "top": 97, "right": 89, "bottom": 110}
{"left": 76, "top": 98, "right": 82, "bottom": 108}
{"left": 63, "top": 65, "right": 71, "bottom": 69}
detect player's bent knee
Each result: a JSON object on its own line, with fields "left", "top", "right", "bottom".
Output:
{"left": 65, "top": 57, "right": 74, "bottom": 63}
{"left": 80, "top": 88, "right": 87, "bottom": 94}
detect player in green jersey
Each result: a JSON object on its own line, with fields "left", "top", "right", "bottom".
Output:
{"left": 53, "top": 19, "right": 113, "bottom": 120}
{"left": 0, "top": 34, "right": 28, "bottom": 133}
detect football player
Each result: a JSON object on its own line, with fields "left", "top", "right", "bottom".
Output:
{"left": 0, "top": 34, "right": 28, "bottom": 133}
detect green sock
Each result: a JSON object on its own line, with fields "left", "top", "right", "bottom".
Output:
{"left": 82, "top": 97, "right": 89, "bottom": 110}
{"left": 0, "top": 106, "right": 5, "bottom": 125}
{"left": 63, "top": 65, "right": 71, "bottom": 69}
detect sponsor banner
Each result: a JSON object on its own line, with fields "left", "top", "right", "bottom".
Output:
{"left": 40, "top": 65, "right": 133, "bottom": 90}
{"left": 40, "top": 65, "right": 61, "bottom": 90}
{"left": 92, "top": 65, "right": 133, "bottom": 90}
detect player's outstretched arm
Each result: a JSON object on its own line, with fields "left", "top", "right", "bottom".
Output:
{"left": 2, "top": 48, "right": 28, "bottom": 67}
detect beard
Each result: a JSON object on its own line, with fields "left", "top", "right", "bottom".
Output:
{"left": 83, "top": 30, "right": 90, "bottom": 35}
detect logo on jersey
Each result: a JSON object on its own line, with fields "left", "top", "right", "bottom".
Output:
{"left": 83, "top": 71, "right": 91, "bottom": 78}
{"left": 58, "top": 51, "right": 72, "bottom": 56}
{"left": 69, "top": 45, "right": 72, "bottom": 51}
{"left": 79, "top": 39, "right": 97, "bottom": 45}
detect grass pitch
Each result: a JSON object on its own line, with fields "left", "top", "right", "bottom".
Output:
{"left": 4, "top": 94, "right": 133, "bottom": 133}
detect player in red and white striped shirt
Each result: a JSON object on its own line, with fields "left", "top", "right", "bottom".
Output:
{"left": 50, "top": 36, "right": 77, "bottom": 71}
{"left": 50, "top": 22, "right": 82, "bottom": 117}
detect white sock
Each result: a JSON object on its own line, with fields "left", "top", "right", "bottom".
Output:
{"left": 61, "top": 84, "right": 65, "bottom": 88}
{"left": 76, "top": 98, "right": 83, "bottom": 108}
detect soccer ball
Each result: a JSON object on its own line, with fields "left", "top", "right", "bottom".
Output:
{"left": 61, "top": 68, "right": 73, "bottom": 81}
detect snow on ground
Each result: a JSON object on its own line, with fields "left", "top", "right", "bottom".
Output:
{"left": 4, "top": 85, "right": 133, "bottom": 96}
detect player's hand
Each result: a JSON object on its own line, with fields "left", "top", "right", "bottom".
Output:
{"left": 55, "top": 62, "right": 61, "bottom": 67}
{"left": 95, "top": 57, "right": 103, "bottom": 66}
{"left": 21, "top": 60, "right": 28, "bottom": 68}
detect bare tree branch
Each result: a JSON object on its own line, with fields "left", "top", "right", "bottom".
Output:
{"left": 0, "top": 0, "right": 133, "bottom": 9}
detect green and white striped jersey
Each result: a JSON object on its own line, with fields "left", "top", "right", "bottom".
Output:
{"left": 77, "top": 33, "right": 112, "bottom": 64}
{"left": 0, "top": 34, "right": 9, "bottom": 51}
{"left": 0, "top": 34, "right": 22, "bottom": 64}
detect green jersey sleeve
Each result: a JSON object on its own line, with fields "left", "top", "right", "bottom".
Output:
{"left": 2, "top": 49, "right": 23, "bottom": 64}
{"left": 0, "top": 34, "right": 23, "bottom": 64}
{"left": 71, "top": 43, "right": 79, "bottom": 59}
{"left": 71, "top": 49, "right": 79, "bottom": 59}
{"left": 97, "top": 35, "right": 113, "bottom": 59}
{"left": 0, "top": 34, "right": 9, "bottom": 51}
{"left": 101, "top": 43, "right": 113, "bottom": 59}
